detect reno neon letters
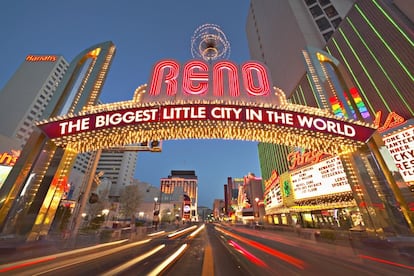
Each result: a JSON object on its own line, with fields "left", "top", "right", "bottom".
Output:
{"left": 148, "top": 59, "right": 271, "bottom": 98}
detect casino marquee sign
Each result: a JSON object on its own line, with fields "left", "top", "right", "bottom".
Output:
{"left": 36, "top": 59, "right": 376, "bottom": 153}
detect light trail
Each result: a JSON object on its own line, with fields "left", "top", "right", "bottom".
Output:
{"left": 228, "top": 239, "right": 269, "bottom": 268}
{"left": 189, "top": 224, "right": 205, "bottom": 238}
{"left": 167, "top": 225, "right": 197, "bottom": 238}
{"left": 215, "top": 226, "right": 305, "bottom": 270}
{"left": 0, "top": 239, "right": 129, "bottom": 273}
{"left": 147, "top": 244, "right": 188, "bottom": 276}
{"left": 359, "top": 254, "right": 414, "bottom": 270}
{"left": 148, "top": 230, "right": 165, "bottom": 237}
{"left": 101, "top": 244, "right": 165, "bottom": 276}
{"left": 30, "top": 239, "right": 152, "bottom": 275}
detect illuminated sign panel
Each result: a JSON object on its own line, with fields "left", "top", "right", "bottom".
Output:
{"left": 264, "top": 170, "right": 283, "bottom": 209}
{"left": 147, "top": 59, "right": 273, "bottom": 105}
{"left": 0, "top": 150, "right": 20, "bottom": 166}
{"left": 291, "top": 156, "right": 351, "bottom": 200}
{"left": 0, "top": 165, "right": 13, "bottom": 190}
{"left": 38, "top": 104, "right": 374, "bottom": 143}
{"left": 25, "top": 55, "right": 57, "bottom": 62}
{"left": 287, "top": 150, "right": 330, "bottom": 170}
{"left": 383, "top": 126, "right": 414, "bottom": 182}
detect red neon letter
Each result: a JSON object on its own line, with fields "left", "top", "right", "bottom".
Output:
{"left": 149, "top": 60, "right": 179, "bottom": 96}
{"left": 182, "top": 60, "right": 209, "bottom": 95}
{"left": 213, "top": 61, "right": 240, "bottom": 97}
{"left": 242, "top": 62, "right": 270, "bottom": 96}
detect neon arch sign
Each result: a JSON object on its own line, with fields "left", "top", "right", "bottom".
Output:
{"left": 36, "top": 59, "right": 377, "bottom": 154}
{"left": 145, "top": 59, "right": 275, "bottom": 105}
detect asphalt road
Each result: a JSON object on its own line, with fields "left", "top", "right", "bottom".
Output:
{"left": 1, "top": 223, "right": 413, "bottom": 275}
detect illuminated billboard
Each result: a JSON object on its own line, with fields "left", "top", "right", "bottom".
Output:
{"left": 291, "top": 156, "right": 351, "bottom": 200}
{"left": 383, "top": 125, "right": 414, "bottom": 183}
{"left": 0, "top": 165, "right": 12, "bottom": 190}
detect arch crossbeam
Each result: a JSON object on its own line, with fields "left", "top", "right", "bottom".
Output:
{"left": 36, "top": 100, "right": 376, "bottom": 154}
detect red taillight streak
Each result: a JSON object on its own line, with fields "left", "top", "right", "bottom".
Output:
{"left": 217, "top": 227, "right": 305, "bottom": 269}
{"left": 0, "top": 256, "right": 56, "bottom": 273}
{"left": 228, "top": 240, "right": 269, "bottom": 268}
{"left": 358, "top": 254, "right": 414, "bottom": 270}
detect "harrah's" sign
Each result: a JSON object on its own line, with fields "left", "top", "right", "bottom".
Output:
{"left": 26, "top": 55, "right": 57, "bottom": 62}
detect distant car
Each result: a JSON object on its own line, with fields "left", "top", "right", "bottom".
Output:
{"left": 254, "top": 222, "right": 264, "bottom": 230}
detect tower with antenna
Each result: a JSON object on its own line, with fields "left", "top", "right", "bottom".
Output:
{"left": 191, "top": 23, "right": 231, "bottom": 62}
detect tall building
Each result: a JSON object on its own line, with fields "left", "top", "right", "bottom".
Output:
{"left": 246, "top": 0, "right": 355, "bottom": 96}
{"left": 0, "top": 41, "right": 116, "bottom": 240}
{"left": 160, "top": 170, "right": 198, "bottom": 220}
{"left": 248, "top": 0, "right": 414, "bottom": 178}
{"left": 98, "top": 150, "right": 138, "bottom": 198}
{"left": 291, "top": 0, "right": 414, "bottom": 120}
{"left": 0, "top": 55, "right": 69, "bottom": 149}
{"left": 246, "top": 0, "right": 414, "bottom": 233}
{"left": 225, "top": 177, "right": 244, "bottom": 215}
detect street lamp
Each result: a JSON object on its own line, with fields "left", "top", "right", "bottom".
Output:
{"left": 153, "top": 197, "right": 159, "bottom": 230}
{"left": 255, "top": 197, "right": 259, "bottom": 221}
{"left": 154, "top": 197, "right": 158, "bottom": 211}
{"left": 102, "top": 209, "right": 109, "bottom": 228}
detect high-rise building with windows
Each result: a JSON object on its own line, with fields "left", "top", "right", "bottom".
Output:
{"left": 0, "top": 41, "right": 116, "bottom": 240}
{"left": 98, "top": 150, "right": 138, "bottom": 198}
{"left": 160, "top": 170, "right": 198, "bottom": 220}
{"left": 247, "top": 0, "right": 414, "bottom": 179}
{"left": 0, "top": 55, "right": 69, "bottom": 149}
{"left": 246, "top": 0, "right": 414, "bottom": 232}
{"left": 246, "top": 0, "right": 355, "bottom": 96}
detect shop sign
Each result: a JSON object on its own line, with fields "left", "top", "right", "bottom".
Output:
{"left": 25, "top": 55, "right": 57, "bottom": 62}
{"left": 291, "top": 156, "right": 351, "bottom": 200}
{"left": 383, "top": 125, "right": 414, "bottom": 182}
{"left": 0, "top": 150, "right": 20, "bottom": 166}
{"left": 287, "top": 150, "right": 330, "bottom": 170}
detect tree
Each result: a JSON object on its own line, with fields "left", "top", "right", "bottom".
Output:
{"left": 119, "top": 185, "right": 142, "bottom": 238}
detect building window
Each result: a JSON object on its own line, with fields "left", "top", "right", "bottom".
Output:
{"left": 323, "top": 31, "right": 334, "bottom": 41}
{"left": 331, "top": 17, "right": 342, "bottom": 29}
{"left": 315, "top": 17, "right": 331, "bottom": 32}
{"left": 305, "top": 0, "right": 317, "bottom": 6}
{"left": 324, "top": 5, "right": 338, "bottom": 18}
{"left": 318, "top": 0, "right": 331, "bottom": 7}
{"left": 310, "top": 5, "right": 323, "bottom": 18}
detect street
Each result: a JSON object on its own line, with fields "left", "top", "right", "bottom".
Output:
{"left": 0, "top": 223, "right": 413, "bottom": 275}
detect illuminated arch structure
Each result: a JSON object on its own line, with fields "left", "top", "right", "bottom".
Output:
{"left": 0, "top": 43, "right": 377, "bottom": 240}
{"left": 0, "top": 42, "right": 116, "bottom": 240}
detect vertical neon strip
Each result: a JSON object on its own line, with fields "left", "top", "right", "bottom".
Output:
{"left": 182, "top": 60, "right": 209, "bottom": 96}
{"left": 372, "top": 0, "right": 414, "bottom": 47}
{"left": 355, "top": 4, "right": 414, "bottom": 82}
{"left": 213, "top": 61, "right": 239, "bottom": 97}
{"left": 325, "top": 45, "right": 376, "bottom": 116}
{"left": 333, "top": 31, "right": 392, "bottom": 112}
{"left": 329, "top": 96, "right": 345, "bottom": 117}
{"left": 346, "top": 17, "right": 414, "bottom": 116}
{"left": 298, "top": 85, "right": 307, "bottom": 106}
{"left": 306, "top": 74, "right": 322, "bottom": 109}
{"left": 349, "top": 87, "right": 370, "bottom": 119}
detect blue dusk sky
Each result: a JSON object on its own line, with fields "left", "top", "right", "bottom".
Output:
{"left": 0, "top": 0, "right": 261, "bottom": 208}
